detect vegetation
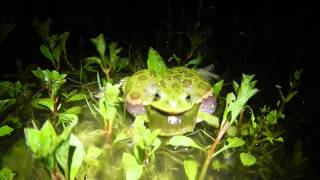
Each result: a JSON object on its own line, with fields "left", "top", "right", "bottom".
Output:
{"left": 0, "top": 15, "right": 313, "bottom": 180}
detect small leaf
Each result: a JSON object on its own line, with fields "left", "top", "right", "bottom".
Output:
{"left": 185, "top": 52, "right": 203, "bottom": 67}
{"left": 0, "top": 167, "right": 15, "bottom": 180}
{"left": 0, "top": 125, "right": 14, "bottom": 137}
{"left": 266, "top": 110, "right": 278, "bottom": 125}
{"left": 69, "top": 134, "right": 84, "bottom": 180}
{"left": 40, "top": 44, "right": 54, "bottom": 63}
{"left": 58, "top": 113, "right": 78, "bottom": 127}
{"left": 212, "top": 80, "right": 224, "bottom": 97}
{"left": 66, "top": 94, "right": 87, "bottom": 102}
{"left": 114, "top": 131, "right": 130, "bottom": 143}
{"left": 226, "top": 137, "right": 245, "bottom": 148}
{"left": 167, "top": 136, "right": 204, "bottom": 151}
{"left": 184, "top": 160, "right": 198, "bottom": 180}
{"left": 240, "top": 153, "right": 256, "bottom": 166}
{"left": 147, "top": 47, "right": 167, "bottom": 74}
{"left": 64, "top": 106, "right": 82, "bottom": 114}
{"left": 37, "top": 97, "right": 55, "bottom": 113}
{"left": 91, "top": 34, "right": 106, "bottom": 58}
{"left": 122, "top": 153, "right": 143, "bottom": 180}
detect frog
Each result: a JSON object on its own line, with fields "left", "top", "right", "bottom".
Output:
{"left": 122, "top": 67, "right": 219, "bottom": 136}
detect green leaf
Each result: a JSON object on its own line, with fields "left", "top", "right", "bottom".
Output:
{"left": 184, "top": 160, "right": 198, "bottom": 180}
{"left": 226, "top": 137, "right": 245, "bottom": 148}
{"left": 83, "top": 56, "right": 103, "bottom": 69}
{"left": 0, "top": 99, "right": 16, "bottom": 113}
{"left": 58, "top": 113, "right": 78, "bottom": 128}
{"left": 0, "top": 81, "right": 15, "bottom": 97}
{"left": 212, "top": 80, "right": 224, "bottom": 97}
{"left": 64, "top": 106, "right": 82, "bottom": 114}
{"left": 285, "top": 91, "right": 298, "bottom": 102}
{"left": 266, "top": 110, "right": 278, "bottom": 125}
{"left": 114, "top": 131, "right": 130, "bottom": 143}
{"left": 55, "top": 138, "right": 69, "bottom": 176}
{"left": 198, "top": 112, "right": 219, "bottom": 128}
{"left": 66, "top": 94, "right": 87, "bottom": 102}
{"left": 240, "top": 153, "right": 256, "bottom": 166}
{"left": 185, "top": 52, "right": 202, "bottom": 67}
{"left": 221, "top": 74, "right": 258, "bottom": 126}
{"left": 91, "top": 34, "right": 106, "bottom": 58}
{"left": 0, "top": 167, "right": 15, "bottom": 180}
{"left": 0, "top": 125, "right": 14, "bottom": 137}
{"left": 40, "top": 44, "right": 54, "bottom": 64}
{"left": 52, "top": 45, "right": 62, "bottom": 63}
{"left": 147, "top": 47, "right": 167, "bottom": 74}
{"left": 56, "top": 134, "right": 84, "bottom": 180}
{"left": 167, "top": 136, "right": 204, "bottom": 151}
{"left": 24, "top": 120, "right": 58, "bottom": 158}
{"left": 122, "top": 153, "right": 143, "bottom": 180}
{"left": 69, "top": 134, "right": 84, "bottom": 180}
{"left": 37, "top": 97, "right": 55, "bottom": 113}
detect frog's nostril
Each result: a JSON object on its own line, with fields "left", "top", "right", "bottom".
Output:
{"left": 154, "top": 93, "right": 161, "bottom": 101}
{"left": 185, "top": 95, "right": 191, "bottom": 102}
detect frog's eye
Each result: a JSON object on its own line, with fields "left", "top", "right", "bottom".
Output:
{"left": 154, "top": 92, "right": 161, "bottom": 101}
{"left": 185, "top": 94, "right": 191, "bottom": 102}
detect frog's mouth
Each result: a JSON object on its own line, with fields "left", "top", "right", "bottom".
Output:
{"left": 146, "top": 104, "right": 201, "bottom": 136}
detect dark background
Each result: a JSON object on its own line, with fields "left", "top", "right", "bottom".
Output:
{"left": 1, "top": 0, "right": 318, "bottom": 176}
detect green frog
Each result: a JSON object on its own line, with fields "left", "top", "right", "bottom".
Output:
{"left": 122, "top": 67, "right": 219, "bottom": 136}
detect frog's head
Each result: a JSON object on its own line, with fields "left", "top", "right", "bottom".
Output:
{"left": 123, "top": 67, "right": 217, "bottom": 136}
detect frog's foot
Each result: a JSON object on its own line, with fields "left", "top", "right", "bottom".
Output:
{"left": 197, "top": 111, "right": 219, "bottom": 128}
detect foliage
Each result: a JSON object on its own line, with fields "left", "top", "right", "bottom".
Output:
{"left": 0, "top": 21, "right": 309, "bottom": 180}
{"left": 84, "top": 33, "right": 129, "bottom": 82}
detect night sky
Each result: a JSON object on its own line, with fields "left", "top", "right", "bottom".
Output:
{"left": 1, "top": 0, "right": 318, "bottom": 175}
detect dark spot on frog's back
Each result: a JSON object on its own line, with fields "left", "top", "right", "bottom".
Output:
{"left": 197, "top": 82, "right": 210, "bottom": 91}
{"left": 129, "top": 91, "right": 140, "bottom": 100}
{"left": 160, "top": 80, "right": 166, "bottom": 88}
{"left": 138, "top": 74, "right": 149, "bottom": 81}
{"left": 171, "top": 82, "right": 179, "bottom": 89}
{"left": 185, "top": 72, "right": 194, "bottom": 77}
{"left": 182, "top": 79, "right": 192, "bottom": 88}
{"left": 174, "top": 74, "right": 182, "bottom": 80}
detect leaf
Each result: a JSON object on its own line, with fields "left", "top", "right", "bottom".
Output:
{"left": 240, "top": 153, "right": 256, "bottom": 166}
{"left": 266, "top": 110, "right": 278, "bottom": 125}
{"left": 147, "top": 47, "right": 167, "bottom": 74}
{"left": 24, "top": 120, "right": 58, "bottom": 158}
{"left": 185, "top": 52, "right": 202, "bottom": 67}
{"left": 0, "top": 167, "right": 15, "bottom": 180}
{"left": 167, "top": 136, "right": 204, "bottom": 151}
{"left": 0, "top": 81, "right": 15, "bottom": 97}
{"left": 37, "top": 97, "right": 55, "bottom": 113}
{"left": 66, "top": 94, "right": 87, "bottom": 102}
{"left": 0, "top": 125, "right": 14, "bottom": 137}
{"left": 212, "top": 80, "right": 224, "bottom": 97}
{"left": 58, "top": 113, "right": 78, "bottom": 128}
{"left": 40, "top": 44, "right": 54, "bottom": 64}
{"left": 226, "top": 137, "right": 245, "bottom": 148}
{"left": 114, "top": 131, "right": 130, "bottom": 143}
{"left": 221, "top": 74, "right": 258, "bottom": 126}
{"left": 184, "top": 160, "right": 198, "bottom": 180}
{"left": 64, "top": 106, "right": 82, "bottom": 114}
{"left": 91, "top": 34, "right": 106, "bottom": 58}
{"left": 69, "top": 134, "right": 84, "bottom": 180}
{"left": 122, "top": 153, "right": 143, "bottom": 180}
{"left": 198, "top": 112, "right": 219, "bottom": 128}
{"left": 83, "top": 56, "right": 103, "bottom": 69}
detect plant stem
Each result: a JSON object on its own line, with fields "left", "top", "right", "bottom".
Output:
{"left": 199, "top": 121, "right": 231, "bottom": 180}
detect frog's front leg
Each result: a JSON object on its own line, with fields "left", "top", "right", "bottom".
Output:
{"left": 197, "top": 112, "right": 219, "bottom": 128}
